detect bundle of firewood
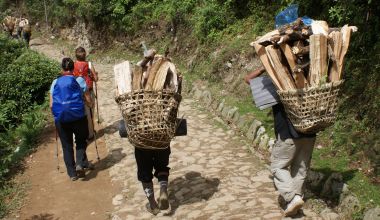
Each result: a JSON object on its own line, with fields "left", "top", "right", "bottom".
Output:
{"left": 114, "top": 49, "right": 181, "bottom": 96}
{"left": 251, "top": 18, "right": 357, "bottom": 91}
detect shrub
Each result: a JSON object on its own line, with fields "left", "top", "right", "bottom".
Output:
{"left": 0, "top": 50, "right": 59, "bottom": 129}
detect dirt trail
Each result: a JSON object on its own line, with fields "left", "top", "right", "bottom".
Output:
{"left": 5, "top": 38, "right": 122, "bottom": 220}
{"left": 7, "top": 37, "right": 322, "bottom": 220}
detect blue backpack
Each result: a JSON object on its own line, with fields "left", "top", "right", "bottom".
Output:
{"left": 52, "top": 75, "right": 85, "bottom": 123}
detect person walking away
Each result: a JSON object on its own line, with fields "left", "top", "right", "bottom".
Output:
{"left": 16, "top": 15, "right": 28, "bottom": 39}
{"left": 22, "top": 23, "right": 32, "bottom": 47}
{"left": 2, "top": 16, "right": 15, "bottom": 37}
{"left": 134, "top": 145, "right": 171, "bottom": 215}
{"left": 50, "top": 58, "right": 93, "bottom": 181}
{"left": 245, "top": 67, "right": 316, "bottom": 217}
{"left": 73, "top": 47, "right": 98, "bottom": 140}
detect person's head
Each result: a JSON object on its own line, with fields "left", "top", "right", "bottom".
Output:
{"left": 61, "top": 57, "right": 74, "bottom": 72}
{"left": 75, "top": 47, "right": 86, "bottom": 61}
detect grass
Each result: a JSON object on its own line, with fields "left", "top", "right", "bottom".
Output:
{"left": 0, "top": 181, "right": 28, "bottom": 218}
{"left": 312, "top": 142, "right": 380, "bottom": 209}
{"left": 64, "top": 16, "right": 379, "bottom": 217}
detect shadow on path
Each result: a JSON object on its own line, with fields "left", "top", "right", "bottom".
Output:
{"left": 25, "top": 213, "right": 59, "bottom": 220}
{"left": 87, "top": 119, "right": 121, "bottom": 144}
{"left": 82, "top": 148, "right": 126, "bottom": 181}
{"left": 165, "top": 171, "right": 220, "bottom": 216}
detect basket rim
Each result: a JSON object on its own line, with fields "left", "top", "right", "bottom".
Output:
{"left": 277, "top": 80, "right": 344, "bottom": 95}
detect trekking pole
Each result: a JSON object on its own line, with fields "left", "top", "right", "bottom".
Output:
{"left": 89, "top": 61, "right": 100, "bottom": 124}
{"left": 55, "top": 128, "right": 60, "bottom": 171}
{"left": 94, "top": 81, "right": 100, "bottom": 124}
{"left": 89, "top": 108, "right": 100, "bottom": 161}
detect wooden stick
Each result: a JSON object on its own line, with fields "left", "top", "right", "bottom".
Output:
{"left": 309, "top": 34, "right": 328, "bottom": 86}
{"left": 252, "top": 43, "right": 283, "bottom": 90}
{"left": 132, "top": 64, "right": 143, "bottom": 90}
{"left": 338, "top": 25, "right": 353, "bottom": 79}
{"left": 113, "top": 61, "right": 132, "bottom": 95}
{"left": 328, "top": 31, "right": 342, "bottom": 82}
{"left": 144, "top": 56, "right": 164, "bottom": 90}
{"left": 280, "top": 44, "right": 307, "bottom": 88}
{"left": 152, "top": 61, "right": 171, "bottom": 91}
{"left": 265, "top": 45, "right": 296, "bottom": 90}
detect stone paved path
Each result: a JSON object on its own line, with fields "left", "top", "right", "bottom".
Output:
{"left": 95, "top": 62, "right": 322, "bottom": 219}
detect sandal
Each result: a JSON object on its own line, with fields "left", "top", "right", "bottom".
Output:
{"left": 145, "top": 203, "right": 160, "bottom": 215}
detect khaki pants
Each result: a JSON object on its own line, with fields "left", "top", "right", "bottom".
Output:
{"left": 270, "top": 135, "right": 316, "bottom": 202}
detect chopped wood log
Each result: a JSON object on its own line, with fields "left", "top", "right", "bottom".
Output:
{"left": 309, "top": 34, "right": 328, "bottom": 86}
{"left": 144, "top": 56, "right": 165, "bottom": 90}
{"left": 132, "top": 64, "right": 143, "bottom": 90}
{"left": 252, "top": 43, "right": 283, "bottom": 90}
{"left": 280, "top": 44, "right": 308, "bottom": 88}
{"left": 152, "top": 61, "right": 171, "bottom": 91}
{"left": 328, "top": 31, "right": 342, "bottom": 82}
{"left": 265, "top": 45, "right": 296, "bottom": 90}
{"left": 114, "top": 61, "right": 132, "bottom": 95}
{"left": 338, "top": 24, "right": 353, "bottom": 79}
{"left": 167, "top": 62, "right": 178, "bottom": 91}
{"left": 254, "top": 30, "right": 280, "bottom": 47}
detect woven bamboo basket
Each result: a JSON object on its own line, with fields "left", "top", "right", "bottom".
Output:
{"left": 115, "top": 89, "right": 181, "bottom": 150}
{"left": 277, "top": 80, "right": 344, "bottom": 134}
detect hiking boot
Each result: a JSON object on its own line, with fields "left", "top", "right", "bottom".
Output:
{"left": 284, "top": 195, "right": 304, "bottom": 217}
{"left": 145, "top": 203, "right": 160, "bottom": 215}
{"left": 75, "top": 165, "right": 85, "bottom": 178}
{"left": 70, "top": 176, "right": 78, "bottom": 181}
{"left": 157, "top": 190, "right": 169, "bottom": 210}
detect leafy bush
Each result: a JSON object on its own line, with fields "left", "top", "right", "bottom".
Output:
{"left": 0, "top": 33, "right": 56, "bottom": 218}
{"left": 0, "top": 49, "right": 59, "bottom": 129}
{"left": 0, "top": 35, "right": 25, "bottom": 72}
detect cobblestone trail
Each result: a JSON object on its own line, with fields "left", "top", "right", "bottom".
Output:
{"left": 95, "top": 62, "right": 321, "bottom": 220}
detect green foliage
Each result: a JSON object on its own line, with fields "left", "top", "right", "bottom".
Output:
{"left": 0, "top": 49, "right": 59, "bottom": 129}
{"left": 192, "top": 1, "right": 235, "bottom": 41}
{"left": 0, "top": 35, "right": 25, "bottom": 71}
{"left": 0, "top": 35, "right": 57, "bottom": 217}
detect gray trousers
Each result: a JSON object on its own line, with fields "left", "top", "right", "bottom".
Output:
{"left": 270, "top": 135, "right": 316, "bottom": 202}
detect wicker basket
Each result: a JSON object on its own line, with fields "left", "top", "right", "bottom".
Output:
{"left": 277, "top": 80, "right": 344, "bottom": 134}
{"left": 115, "top": 90, "right": 181, "bottom": 150}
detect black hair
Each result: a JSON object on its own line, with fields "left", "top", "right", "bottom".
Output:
{"left": 61, "top": 57, "right": 74, "bottom": 71}
{"left": 75, "top": 47, "right": 86, "bottom": 61}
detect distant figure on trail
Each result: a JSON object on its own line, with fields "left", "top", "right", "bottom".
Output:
{"left": 16, "top": 15, "right": 29, "bottom": 38}
{"left": 50, "top": 58, "right": 94, "bottom": 181}
{"left": 73, "top": 47, "right": 99, "bottom": 140}
{"left": 2, "top": 16, "right": 16, "bottom": 37}
{"left": 245, "top": 67, "right": 316, "bottom": 217}
{"left": 22, "top": 23, "right": 31, "bottom": 46}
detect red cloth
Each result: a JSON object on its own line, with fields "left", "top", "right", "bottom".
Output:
{"left": 73, "top": 61, "right": 93, "bottom": 89}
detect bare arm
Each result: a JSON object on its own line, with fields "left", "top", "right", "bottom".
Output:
{"left": 83, "top": 90, "right": 93, "bottom": 107}
{"left": 244, "top": 66, "right": 265, "bottom": 84}
{"left": 49, "top": 93, "right": 53, "bottom": 110}
{"left": 90, "top": 63, "right": 98, "bottom": 82}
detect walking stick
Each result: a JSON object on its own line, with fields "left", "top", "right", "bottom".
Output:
{"left": 94, "top": 81, "right": 100, "bottom": 124}
{"left": 89, "top": 61, "right": 100, "bottom": 124}
{"left": 55, "top": 128, "right": 60, "bottom": 171}
{"left": 89, "top": 107, "right": 100, "bottom": 161}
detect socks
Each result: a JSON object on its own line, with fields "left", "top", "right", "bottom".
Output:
{"left": 159, "top": 181, "right": 168, "bottom": 190}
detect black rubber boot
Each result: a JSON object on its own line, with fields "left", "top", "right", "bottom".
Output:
{"left": 158, "top": 181, "right": 169, "bottom": 210}
{"left": 142, "top": 182, "right": 160, "bottom": 215}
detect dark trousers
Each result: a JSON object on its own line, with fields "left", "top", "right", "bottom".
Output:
{"left": 22, "top": 32, "right": 31, "bottom": 46}
{"left": 56, "top": 117, "right": 89, "bottom": 177}
{"left": 134, "top": 147, "right": 171, "bottom": 183}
